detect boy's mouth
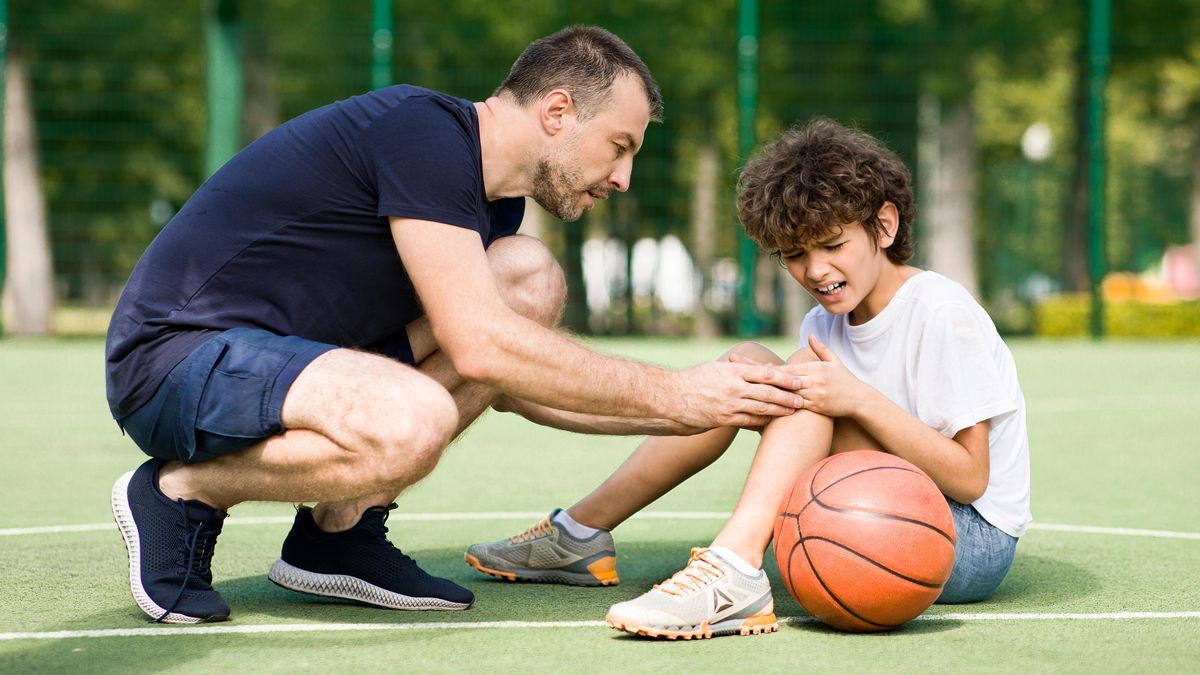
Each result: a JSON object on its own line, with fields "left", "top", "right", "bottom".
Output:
{"left": 816, "top": 281, "right": 846, "bottom": 295}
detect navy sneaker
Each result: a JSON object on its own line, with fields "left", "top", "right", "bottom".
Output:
{"left": 111, "top": 459, "right": 230, "bottom": 623}
{"left": 268, "top": 504, "right": 473, "bottom": 610}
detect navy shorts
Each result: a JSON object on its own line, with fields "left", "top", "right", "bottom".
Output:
{"left": 119, "top": 328, "right": 337, "bottom": 464}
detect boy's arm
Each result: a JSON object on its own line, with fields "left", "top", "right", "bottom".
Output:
{"left": 787, "top": 335, "right": 991, "bottom": 503}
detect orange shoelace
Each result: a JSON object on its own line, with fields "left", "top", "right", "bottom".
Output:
{"left": 509, "top": 517, "right": 554, "bottom": 543}
{"left": 653, "top": 548, "right": 725, "bottom": 597}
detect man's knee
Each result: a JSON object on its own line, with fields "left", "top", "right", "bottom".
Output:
{"left": 371, "top": 377, "right": 458, "bottom": 482}
{"left": 488, "top": 235, "right": 566, "bottom": 326}
{"left": 285, "top": 350, "right": 459, "bottom": 484}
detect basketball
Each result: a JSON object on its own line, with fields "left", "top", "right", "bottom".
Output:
{"left": 773, "top": 450, "right": 957, "bottom": 632}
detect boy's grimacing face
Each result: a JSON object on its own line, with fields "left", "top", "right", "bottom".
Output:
{"left": 778, "top": 217, "right": 896, "bottom": 323}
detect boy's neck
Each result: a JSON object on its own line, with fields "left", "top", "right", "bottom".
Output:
{"left": 848, "top": 264, "right": 922, "bottom": 325}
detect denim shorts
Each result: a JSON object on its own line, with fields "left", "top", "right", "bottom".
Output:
{"left": 935, "top": 500, "right": 1019, "bottom": 604}
{"left": 119, "top": 328, "right": 337, "bottom": 464}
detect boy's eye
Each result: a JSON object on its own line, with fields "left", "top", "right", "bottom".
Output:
{"left": 781, "top": 250, "right": 805, "bottom": 260}
{"left": 825, "top": 242, "right": 845, "bottom": 251}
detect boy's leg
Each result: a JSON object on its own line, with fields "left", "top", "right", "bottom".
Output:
{"left": 569, "top": 342, "right": 785, "bottom": 529}
{"left": 604, "top": 348, "right": 834, "bottom": 639}
{"left": 464, "top": 342, "right": 783, "bottom": 587}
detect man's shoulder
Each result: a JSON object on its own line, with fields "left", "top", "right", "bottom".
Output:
{"left": 361, "top": 85, "right": 475, "bottom": 124}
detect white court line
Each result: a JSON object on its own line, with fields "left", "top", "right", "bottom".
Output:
{"left": 2, "top": 512, "right": 1198, "bottom": 540}
{"left": 1, "top": 612, "right": 1197, "bottom": 641}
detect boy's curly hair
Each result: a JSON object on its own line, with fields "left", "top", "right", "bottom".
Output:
{"left": 736, "top": 118, "right": 915, "bottom": 264}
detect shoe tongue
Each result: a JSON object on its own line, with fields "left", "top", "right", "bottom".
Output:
{"left": 362, "top": 503, "right": 397, "bottom": 518}
{"left": 358, "top": 503, "right": 398, "bottom": 530}
{"left": 181, "top": 499, "right": 225, "bottom": 523}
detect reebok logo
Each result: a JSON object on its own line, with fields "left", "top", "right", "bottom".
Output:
{"left": 712, "top": 588, "right": 734, "bottom": 614}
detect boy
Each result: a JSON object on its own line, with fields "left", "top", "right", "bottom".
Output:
{"left": 464, "top": 118, "right": 1030, "bottom": 639}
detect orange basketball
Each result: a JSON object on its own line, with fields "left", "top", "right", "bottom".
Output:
{"left": 773, "top": 450, "right": 956, "bottom": 632}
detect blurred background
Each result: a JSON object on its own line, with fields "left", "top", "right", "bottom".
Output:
{"left": 2, "top": 0, "right": 1199, "bottom": 340}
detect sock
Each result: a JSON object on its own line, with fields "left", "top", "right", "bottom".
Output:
{"left": 708, "top": 546, "right": 762, "bottom": 576}
{"left": 552, "top": 509, "right": 602, "bottom": 539}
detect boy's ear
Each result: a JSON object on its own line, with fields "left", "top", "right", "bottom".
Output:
{"left": 877, "top": 202, "right": 899, "bottom": 249}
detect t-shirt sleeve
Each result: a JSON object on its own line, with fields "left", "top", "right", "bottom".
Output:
{"left": 798, "top": 307, "right": 824, "bottom": 350}
{"left": 912, "top": 303, "right": 1017, "bottom": 437}
{"left": 361, "top": 97, "right": 483, "bottom": 230}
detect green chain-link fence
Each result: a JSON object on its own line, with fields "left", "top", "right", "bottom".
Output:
{"left": 4, "top": 0, "right": 1199, "bottom": 336}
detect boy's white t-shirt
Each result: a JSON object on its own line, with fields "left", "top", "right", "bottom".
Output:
{"left": 799, "top": 271, "right": 1031, "bottom": 538}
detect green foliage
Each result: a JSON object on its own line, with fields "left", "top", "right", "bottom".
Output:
{"left": 8, "top": 0, "right": 1200, "bottom": 336}
{"left": 1035, "top": 295, "right": 1200, "bottom": 337}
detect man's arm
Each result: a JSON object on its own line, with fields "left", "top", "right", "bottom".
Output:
{"left": 391, "top": 218, "right": 803, "bottom": 429}
{"left": 492, "top": 395, "right": 707, "bottom": 436}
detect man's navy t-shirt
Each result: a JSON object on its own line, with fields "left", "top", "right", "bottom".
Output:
{"left": 105, "top": 85, "right": 524, "bottom": 420}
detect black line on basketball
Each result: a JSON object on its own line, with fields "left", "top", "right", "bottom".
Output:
{"left": 793, "top": 537, "right": 899, "bottom": 629}
{"left": 798, "top": 464, "right": 927, "bottom": 519}
{"left": 802, "top": 466, "right": 955, "bottom": 544}
{"left": 800, "top": 535, "right": 947, "bottom": 590}
{"left": 812, "top": 498, "right": 956, "bottom": 545}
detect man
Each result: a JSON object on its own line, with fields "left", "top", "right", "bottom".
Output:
{"left": 106, "top": 25, "right": 804, "bottom": 624}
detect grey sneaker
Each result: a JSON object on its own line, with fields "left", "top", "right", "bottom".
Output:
{"left": 464, "top": 509, "right": 619, "bottom": 586}
{"left": 605, "top": 547, "right": 778, "bottom": 640}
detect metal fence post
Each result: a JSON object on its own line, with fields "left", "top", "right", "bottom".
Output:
{"left": 0, "top": 0, "right": 7, "bottom": 336}
{"left": 372, "top": 0, "right": 393, "bottom": 90}
{"left": 736, "top": 0, "right": 760, "bottom": 337}
{"left": 205, "top": 0, "right": 243, "bottom": 178}
{"left": 1087, "top": 0, "right": 1110, "bottom": 338}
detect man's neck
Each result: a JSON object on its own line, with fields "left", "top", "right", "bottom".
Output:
{"left": 474, "top": 97, "right": 534, "bottom": 201}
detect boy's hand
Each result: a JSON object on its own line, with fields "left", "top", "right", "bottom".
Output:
{"left": 783, "top": 335, "right": 870, "bottom": 418}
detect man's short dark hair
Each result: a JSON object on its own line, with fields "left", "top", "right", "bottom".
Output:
{"left": 497, "top": 25, "right": 663, "bottom": 123}
{"left": 737, "top": 118, "right": 916, "bottom": 264}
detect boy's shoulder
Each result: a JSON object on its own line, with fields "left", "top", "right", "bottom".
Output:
{"left": 902, "top": 271, "right": 981, "bottom": 310}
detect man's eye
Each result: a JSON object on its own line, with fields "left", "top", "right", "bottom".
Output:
{"left": 614, "top": 144, "right": 626, "bottom": 158}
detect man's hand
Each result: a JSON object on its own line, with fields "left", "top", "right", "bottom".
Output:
{"left": 672, "top": 361, "right": 804, "bottom": 429}
{"left": 781, "top": 335, "right": 870, "bottom": 418}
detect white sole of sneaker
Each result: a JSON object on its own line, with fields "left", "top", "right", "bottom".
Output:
{"left": 606, "top": 611, "right": 779, "bottom": 640}
{"left": 267, "top": 559, "right": 472, "bottom": 611}
{"left": 111, "top": 470, "right": 223, "bottom": 624}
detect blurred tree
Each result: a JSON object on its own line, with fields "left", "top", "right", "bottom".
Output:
{"left": 2, "top": 49, "right": 52, "bottom": 334}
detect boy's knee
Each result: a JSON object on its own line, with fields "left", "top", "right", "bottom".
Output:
{"left": 786, "top": 347, "right": 819, "bottom": 365}
{"left": 720, "top": 341, "right": 784, "bottom": 365}
{"left": 489, "top": 235, "right": 566, "bottom": 327}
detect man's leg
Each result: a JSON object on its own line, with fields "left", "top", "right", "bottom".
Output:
{"left": 117, "top": 235, "right": 565, "bottom": 622}
{"left": 263, "top": 235, "right": 568, "bottom": 609}
{"left": 309, "top": 234, "right": 567, "bottom": 529}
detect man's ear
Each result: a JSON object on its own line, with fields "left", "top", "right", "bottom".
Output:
{"left": 877, "top": 201, "right": 899, "bottom": 248}
{"left": 539, "top": 89, "right": 573, "bottom": 136}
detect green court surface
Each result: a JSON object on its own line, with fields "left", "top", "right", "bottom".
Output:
{"left": 1, "top": 337, "right": 1198, "bottom": 673}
